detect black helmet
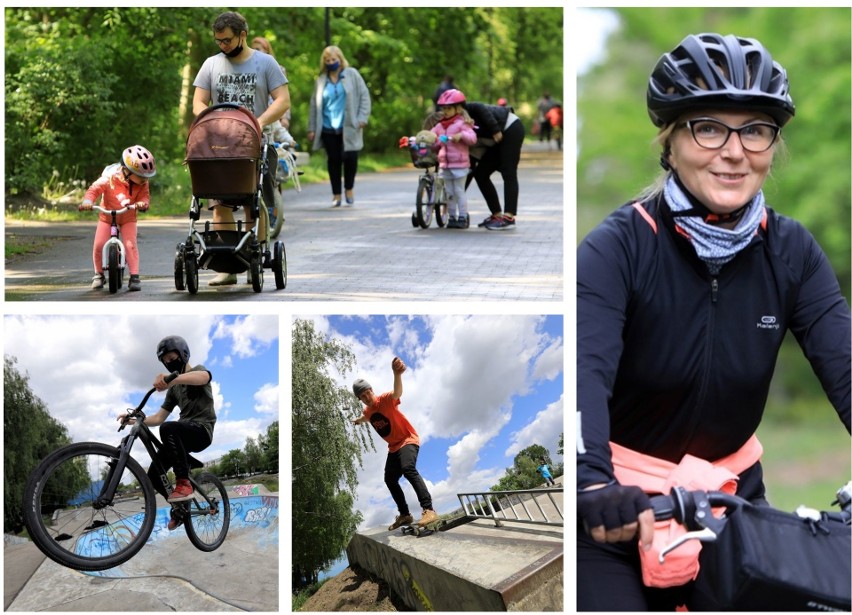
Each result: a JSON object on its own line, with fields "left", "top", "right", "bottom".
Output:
{"left": 352, "top": 379, "right": 372, "bottom": 398}
{"left": 647, "top": 33, "right": 795, "bottom": 128}
{"left": 157, "top": 335, "right": 190, "bottom": 364}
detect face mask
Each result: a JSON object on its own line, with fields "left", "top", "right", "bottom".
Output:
{"left": 326, "top": 61, "right": 340, "bottom": 72}
{"left": 164, "top": 358, "right": 186, "bottom": 375}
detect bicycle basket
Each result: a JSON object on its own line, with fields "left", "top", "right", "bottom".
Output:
{"left": 409, "top": 145, "right": 437, "bottom": 169}
{"left": 691, "top": 503, "right": 851, "bottom": 611}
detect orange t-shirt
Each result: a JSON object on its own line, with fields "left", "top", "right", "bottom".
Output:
{"left": 361, "top": 392, "right": 420, "bottom": 453}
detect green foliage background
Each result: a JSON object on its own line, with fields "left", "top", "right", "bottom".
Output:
{"left": 577, "top": 8, "right": 851, "bottom": 504}
{"left": 5, "top": 7, "right": 563, "bottom": 197}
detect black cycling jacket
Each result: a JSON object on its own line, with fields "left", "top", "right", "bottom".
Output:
{"left": 577, "top": 193, "right": 851, "bottom": 491}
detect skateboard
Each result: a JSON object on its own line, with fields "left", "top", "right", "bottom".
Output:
{"left": 400, "top": 519, "right": 446, "bottom": 537}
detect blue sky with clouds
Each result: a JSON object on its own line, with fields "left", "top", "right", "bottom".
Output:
{"left": 4, "top": 314, "right": 279, "bottom": 469}
{"left": 298, "top": 314, "right": 563, "bottom": 530}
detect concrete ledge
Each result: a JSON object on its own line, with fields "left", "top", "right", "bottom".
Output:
{"left": 347, "top": 519, "right": 563, "bottom": 611}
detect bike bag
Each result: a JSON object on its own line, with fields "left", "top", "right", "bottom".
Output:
{"left": 691, "top": 503, "right": 851, "bottom": 611}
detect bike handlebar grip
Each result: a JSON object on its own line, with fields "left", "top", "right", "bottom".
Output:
{"left": 165, "top": 371, "right": 180, "bottom": 384}
{"left": 650, "top": 494, "right": 675, "bottom": 521}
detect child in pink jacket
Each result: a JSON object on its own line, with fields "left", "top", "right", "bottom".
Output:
{"left": 80, "top": 145, "right": 156, "bottom": 291}
{"left": 432, "top": 89, "right": 477, "bottom": 229}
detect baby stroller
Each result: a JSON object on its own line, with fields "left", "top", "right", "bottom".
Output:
{"left": 176, "top": 103, "right": 287, "bottom": 294}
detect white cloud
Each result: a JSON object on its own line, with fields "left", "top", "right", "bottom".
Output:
{"left": 254, "top": 382, "right": 279, "bottom": 416}
{"left": 506, "top": 395, "right": 565, "bottom": 460}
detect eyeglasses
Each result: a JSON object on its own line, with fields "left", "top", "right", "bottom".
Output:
{"left": 214, "top": 35, "right": 237, "bottom": 46}
{"left": 681, "top": 117, "right": 780, "bottom": 153}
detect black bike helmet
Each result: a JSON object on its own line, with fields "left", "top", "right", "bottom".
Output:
{"left": 647, "top": 33, "right": 795, "bottom": 128}
{"left": 157, "top": 335, "right": 191, "bottom": 364}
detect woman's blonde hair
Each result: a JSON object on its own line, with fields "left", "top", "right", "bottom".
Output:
{"left": 320, "top": 46, "right": 350, "bottom": 73}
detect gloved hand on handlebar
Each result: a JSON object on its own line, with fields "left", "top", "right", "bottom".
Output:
{"left": 578, "top": 483, "right": 655, "bottom": 548}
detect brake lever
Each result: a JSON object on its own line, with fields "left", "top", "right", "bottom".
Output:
{"left": 659, "top": 526, "right": 717, "bottom": 563}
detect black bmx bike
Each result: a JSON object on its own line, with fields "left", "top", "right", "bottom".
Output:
{"left": 22, "top": 373, "right": 230, "bottom": 571}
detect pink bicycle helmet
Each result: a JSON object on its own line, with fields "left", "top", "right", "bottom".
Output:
{"left": 437, "top": 88, "right": 466, "bottom": 106}
{"left": 121, "top": 145, "right": 157, "bottom": 178}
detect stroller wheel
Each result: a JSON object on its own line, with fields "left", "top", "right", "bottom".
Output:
{"left": 250, "top": 249, "right": 263, "bottom": 293}
{"left": 174, "top": 244, "right": 186, "bottom": 291}
{"left": 273, "top": 241, "right": 287, "bottom": 290}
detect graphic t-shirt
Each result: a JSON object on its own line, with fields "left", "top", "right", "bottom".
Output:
{"left": 362, "top": 392, "right": 420, "bottom": 453}
{"left": 161, "top": 364, "right": 216, "bottom": 441}
{"left": 194, "top": 50, "right": 287, "bottom": 121}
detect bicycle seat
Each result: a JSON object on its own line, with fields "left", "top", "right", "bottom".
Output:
{"left": 188, "top": 455, "right": 204, "bottom": 470}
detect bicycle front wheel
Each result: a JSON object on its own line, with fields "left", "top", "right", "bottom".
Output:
{"left": 107, "top": 244, "right": 121, "bottom": 293}
{"left": 184, "top": 472, "right": 230, "bottom": 552}
{"left": 22, "top": 442, "right": 157, "bottom": 571}
{"left": 415, "top": 177, "right": 434, "bottom": 228}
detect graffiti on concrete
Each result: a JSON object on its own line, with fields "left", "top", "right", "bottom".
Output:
{"left": 232, "top": 484, "right": 261, "bottom": 496}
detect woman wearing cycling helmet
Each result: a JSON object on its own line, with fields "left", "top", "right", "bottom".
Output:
{"left": 80, "top": 145, "right": 155, "bottom": 291}
{"left": 577, "top": 33, "right": 851, "bottom": 610}
{"left": 116, "top": 336, "right": 216, "bottom": 531}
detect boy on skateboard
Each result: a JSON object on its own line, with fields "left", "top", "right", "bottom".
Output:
{"left": 352, "top": 356, "right": 439, "bottom": 530}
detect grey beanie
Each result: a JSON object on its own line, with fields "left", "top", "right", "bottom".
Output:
{"left": 352, "top": 378, "right": 372, "bottom": 398}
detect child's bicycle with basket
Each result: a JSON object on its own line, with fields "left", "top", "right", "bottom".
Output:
{"left": 648, "top": 482, "right": 851, "bottom": 611}
{"left": 22, "top": 372, "right": 230, "bottom": 572}
{"left": 399, "top": 134, "right": 449, "bottom": 229}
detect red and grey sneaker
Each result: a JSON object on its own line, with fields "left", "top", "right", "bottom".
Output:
{"left": 167, "top": 507, "right": 185, "bottom": 531}
{"left": 477, "top": 214, "right": 497, "bottom": 228}
{"left": 168, "top": 478, "right": 195, "bottom": 502}
{"left": 485, "top": 214, "right": 516, "bottom": 231}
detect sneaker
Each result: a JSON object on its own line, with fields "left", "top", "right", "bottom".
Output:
{"left": 332, "top": 198, "right": 342, "bottom": 207}
{"left": 209, "top": 272, "right": 237, "bottom": 286}
{"left": 167, "top": 507, "right": 185, "bottom": 531}
{"left": 128, "top": 275, "right": 141, "bottom": 291}
{"left": 388, "top": 513, "right": 414, "bottom": 531}
{"left": 457, "top": 216, "right": 470, "bottom": 229}
{"left": 477, "top": 215, "right": 497, "bottom": 228}
{"left": 345, "top": 191, "right": 355, "bottom": 205}
{"left": 91, "top": 273, "right": 105, "bottom": 289}
{"left": 417, "top": 509, "right": 439, "bottom": 527}
{"left": 447, "top": 217, "right": 458, "bottom": 229}
{"left": 168, "top": 479, "right": 194, "bottom": 502}
{"left": 485, "top": 215, "right": 516, "bottom": 231}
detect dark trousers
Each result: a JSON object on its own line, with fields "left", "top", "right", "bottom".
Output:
{"left": 261, "top": 143, "right": 278, "bottom": 211}
{"left": 466, "top": 119, "right": 524, "bottom": 216}
{"left": 147, "top": 421, "right": 211, "bottom": 499}
{"left": 321, "top": 130, "right": 359, "bottom": 195}
{"left": 384, "top": 444, "right": 432, "bottom": 515}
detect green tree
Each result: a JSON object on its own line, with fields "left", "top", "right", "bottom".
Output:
{"left": 292, "top": 319, "right": 374, "bottom": 590}
{"left": 244, "top": 436, "right": 263, "bottom": 474}
{"left": 4, "top": 356, "right": 75, "bottom": 533}
{"left": 259, "top": 421, "right": 280, "bottom": 473}
{"left": 5, "top": 8, "right": 563, "bottom": 199}
{"left": 216, "top": 449, "right": 246, "bottom": 478}
{"left": 491, "top": 443, "right": 557, "bottom": 491}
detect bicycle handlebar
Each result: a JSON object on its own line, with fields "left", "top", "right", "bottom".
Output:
{"left": 118, "top": 371, "right": 180, "bottom": 432}
{"left": 85, "top": 205, "right": 135, "bottom": 215}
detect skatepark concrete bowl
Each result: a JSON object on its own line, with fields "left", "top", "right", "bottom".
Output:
{"left": 5, "top": 491, "right": 278, "bottom": 611}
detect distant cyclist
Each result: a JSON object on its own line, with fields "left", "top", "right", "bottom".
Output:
{"left": 577, "top": 33, "right": 851, "bottom": 611}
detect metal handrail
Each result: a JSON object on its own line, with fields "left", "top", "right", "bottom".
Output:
{"left": 456, "top": 487, "right": 563, "bottom": 528}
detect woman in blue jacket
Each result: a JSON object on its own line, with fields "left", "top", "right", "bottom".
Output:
{"left": 576, "top": 33, "right": 851, "bottom": 611}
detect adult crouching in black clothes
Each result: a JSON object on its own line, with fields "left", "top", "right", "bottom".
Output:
{"left": 463, "top": 101, "right": 525, "bottom": 230}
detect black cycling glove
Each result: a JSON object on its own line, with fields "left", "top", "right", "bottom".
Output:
{"left": 577, "top": 483, "right": 652, "bottom": 533}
